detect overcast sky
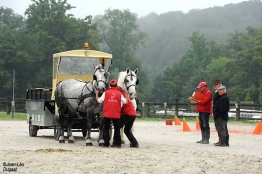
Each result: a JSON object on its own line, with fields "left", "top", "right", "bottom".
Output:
{"left": 1, "top": 0, "right": 247, "bottom": 18}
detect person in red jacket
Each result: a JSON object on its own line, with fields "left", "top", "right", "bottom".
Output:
{"left": 188, "top": 81, "right": 212, "bottom": 144}
{"left": 116, "top": 86, "right": 139, "bottom": 148}
{"left": 96, "top": 79, "right": 128, "bottom": 148}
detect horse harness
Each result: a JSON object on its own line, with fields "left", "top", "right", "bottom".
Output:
{"left": 124, "top": 72, "right": 139, "bottom": 90}
{"left": 123, "top": 71, "right": 142, "bottom": 118}
{"left": 56, "top": 80, "right": 101, "bottom": 119}
{"left": 93, "top": 66, "right": 109, "bottom": 89}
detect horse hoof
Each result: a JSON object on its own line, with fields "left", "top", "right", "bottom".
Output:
{"left": 99, "top": 143, "right": 104, "bottom": 147}
{"left": 59, "top": 140, "right": 65, "bottom": 143}
{"left": 68, "top": 140, "right": 75, "bottom": 143}
{"left": 86, "top": 143, "right": 93, "bottom": 146}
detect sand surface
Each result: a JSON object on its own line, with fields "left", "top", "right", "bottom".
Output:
{"left": 0, "top": 120, "right": 262, "bottom": 174}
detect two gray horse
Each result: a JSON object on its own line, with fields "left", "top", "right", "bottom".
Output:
{"left": 54, "top": 64, "right": 138, "bottom": 146}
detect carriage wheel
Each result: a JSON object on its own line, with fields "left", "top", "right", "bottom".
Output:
{"left": 54, "top": 125, "right": 60, "bottom": 141}
{"left": 29, "top": 122, "right": 38, "bottom": 137}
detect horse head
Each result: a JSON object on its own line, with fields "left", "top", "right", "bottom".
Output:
{"left": 93, "top": 62, "right": 110, "bottom": 92}
{"left": 118, "top": 67, "right": 139, "bottom": 97}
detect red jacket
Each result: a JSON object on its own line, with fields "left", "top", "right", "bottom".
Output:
{"left": 115, "top": 87, "right": 137, "bottom": 117}
{"left": 121, "top": 95, "right": 137, "bottom": 117}
{"left": 103, "top": 88, "right": 122, "bottom": 119}
{"left": 195, "top": 88, "right": 213, "bottom": 114}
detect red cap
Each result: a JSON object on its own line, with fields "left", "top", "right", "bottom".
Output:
{"left": 109, "top": 79, "right": 117, "bottom": 85}
{"left": 197, "top": 81, "right": 207, "bottom": 88}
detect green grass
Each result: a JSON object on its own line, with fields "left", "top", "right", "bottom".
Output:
{"left": 0, "top": 112, "right": 27, "bottom": 120}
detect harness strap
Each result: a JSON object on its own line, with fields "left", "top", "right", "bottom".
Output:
{"left": 76, "top": 82, "right": 94, "bottom": 113}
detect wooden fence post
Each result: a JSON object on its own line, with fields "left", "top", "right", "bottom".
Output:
{"left": 175, "top": 99, "right": 178, "bottom": 116}
{"left": 164, "top": 102, "right": 167, "bottom": 119}
{"left": 142, "top": 102, "right": 145, "bottom": 120}
{"left": 6, "top": 97, "right": 11, "bottom": 114}
{"left": 147, "top": 103, "right": 150, "bottom": 117}
{"left": 235, "top": 101, "right": 240, "bottom": 121}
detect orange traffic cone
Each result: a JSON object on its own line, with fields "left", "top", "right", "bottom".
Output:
{"left": 183, "top": 118, "right": 191, "bottom": 132}
{"left": 174, "top": 115, "right": 182, "bottom": 125}
{"left": 195, "top": 117, "right": 200, "bottom": 130}
{"left": 252, "top": 120, "right": 262, "bottom": 135}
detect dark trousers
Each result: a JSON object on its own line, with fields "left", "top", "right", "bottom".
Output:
{"left": 199, "top": 112, "right": 210, "bottom": 131}
{"left": 118, "top": 114, "right": 138, "bottom": 145}
{"left": 103, "top": 117, "right": 121, "bottom": 146}
{"left": 215, "top": 118, "right": 229, "bottom": 138}
{"left": 214, "top": 118, "right": 220, "bottom": 138}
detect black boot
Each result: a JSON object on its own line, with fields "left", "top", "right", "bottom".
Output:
{"left": 213, "top": 137, "right": 221, "bottom": 146}
{"left": 196, "top": 130, "right": 205, "bottom": 143}
{"left": 201, "top": 130, "right": 210, "bottom": 144}
{"left": 225, "top": 135, "right": 229, "bottom": 147}
{"left": 213, "top": 133, "right": 221, "bottom": 145}
{"left": 215, "top": 137, "right": 226, "bottom": 147}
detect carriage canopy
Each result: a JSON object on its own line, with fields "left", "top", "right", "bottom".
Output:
{"left": 51, "top": 44, "right": 112, "bottom": 100}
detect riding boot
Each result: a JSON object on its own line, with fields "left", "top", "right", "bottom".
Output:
{"left": 213, "top": 136, "right": 221, "bottom": 146}
{"left": 225, "top": 135, "right": 229, "bottom": 147}
{"left": 215, "top": 137, "right": 226, "bottom": 147}
{"left": 196, "top": 130, "right": 205, "bottom": 143}
{"left": 201, "top": 129, "right": 210, "bottom": 144}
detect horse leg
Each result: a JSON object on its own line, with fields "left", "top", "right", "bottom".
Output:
{"left": 67, "top": 114, "right": 75, "bottom": 143}
{"left": 58, "top": 115, "right": 65, "bottom": 143}
{"left": 97, "top": 115, "right": 104, "bottom": 146}
{"left": 85, "top": 109, "right": 93, "bottom": 146}
{"left": 120, "top": 126, "right": 125, "bottom": 144}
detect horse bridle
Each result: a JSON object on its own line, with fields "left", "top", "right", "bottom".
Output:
{"left": 124, "top": 72, "right": 139, "bottom": 91}
{"left": 93, "top": 66, "right": 109, "bottom": 91}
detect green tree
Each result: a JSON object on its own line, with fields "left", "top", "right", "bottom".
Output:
{"left": 0, "top": 7, "right": 30, "bottom": 97}
{"left": 97, "top": 9, "right": 149, "bottom": 101}
{"left": 227, "top": 27, "right": 262, "bottom": 102}
{"left": 25, "top": 0, "right": 101, "bottom": 89}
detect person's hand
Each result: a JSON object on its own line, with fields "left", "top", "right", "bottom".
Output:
{"left": 129, "top": 93, "right": 136, "bottom": 99}
{"left": 95, "top": 90, "right": 99, "bottom": 95}
{"left": 187, "top": 96, "right": 193, "bottom": 100}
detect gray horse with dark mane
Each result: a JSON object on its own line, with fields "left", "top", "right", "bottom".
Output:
{"left": 54, "top": 63, "right": 109, "bottom": 146}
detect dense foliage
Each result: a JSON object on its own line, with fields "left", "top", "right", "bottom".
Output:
{"left": 0, "top": 0, "right": 262, "bottom": 104}
{"left": 0, "top": 0, "right": 101, "bottom": 97}
{"left": 151, "top": 27, "right": 262, "bottom": 103}
{"left": 96, "top": 9, "right": 150, "bottom": 101}
{"left": 137, "top": 0, "right": 262, "bottom": 87}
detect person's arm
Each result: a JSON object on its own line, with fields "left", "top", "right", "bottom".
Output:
{"left": 187, "top": 96, "right": 197, "bottom": 104}
{"left": 196, "top": 92, "right": 212, "bottom": 105}
{"left": 121, "top": 90, "right": 128, "bottom": 104}
{"left": 96, "top": 91, "right": 105, "bottom": 103}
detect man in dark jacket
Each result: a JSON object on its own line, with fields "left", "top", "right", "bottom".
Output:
{"left": 213, "top": 79, "right": 223, "bottom": 145}
{"left": 213, "top": 86, "right": 230, "bottom": 147}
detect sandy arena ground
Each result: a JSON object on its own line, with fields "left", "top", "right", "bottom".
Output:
{"left": 0, "top": 120, "right": 262, "bottom": 174}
